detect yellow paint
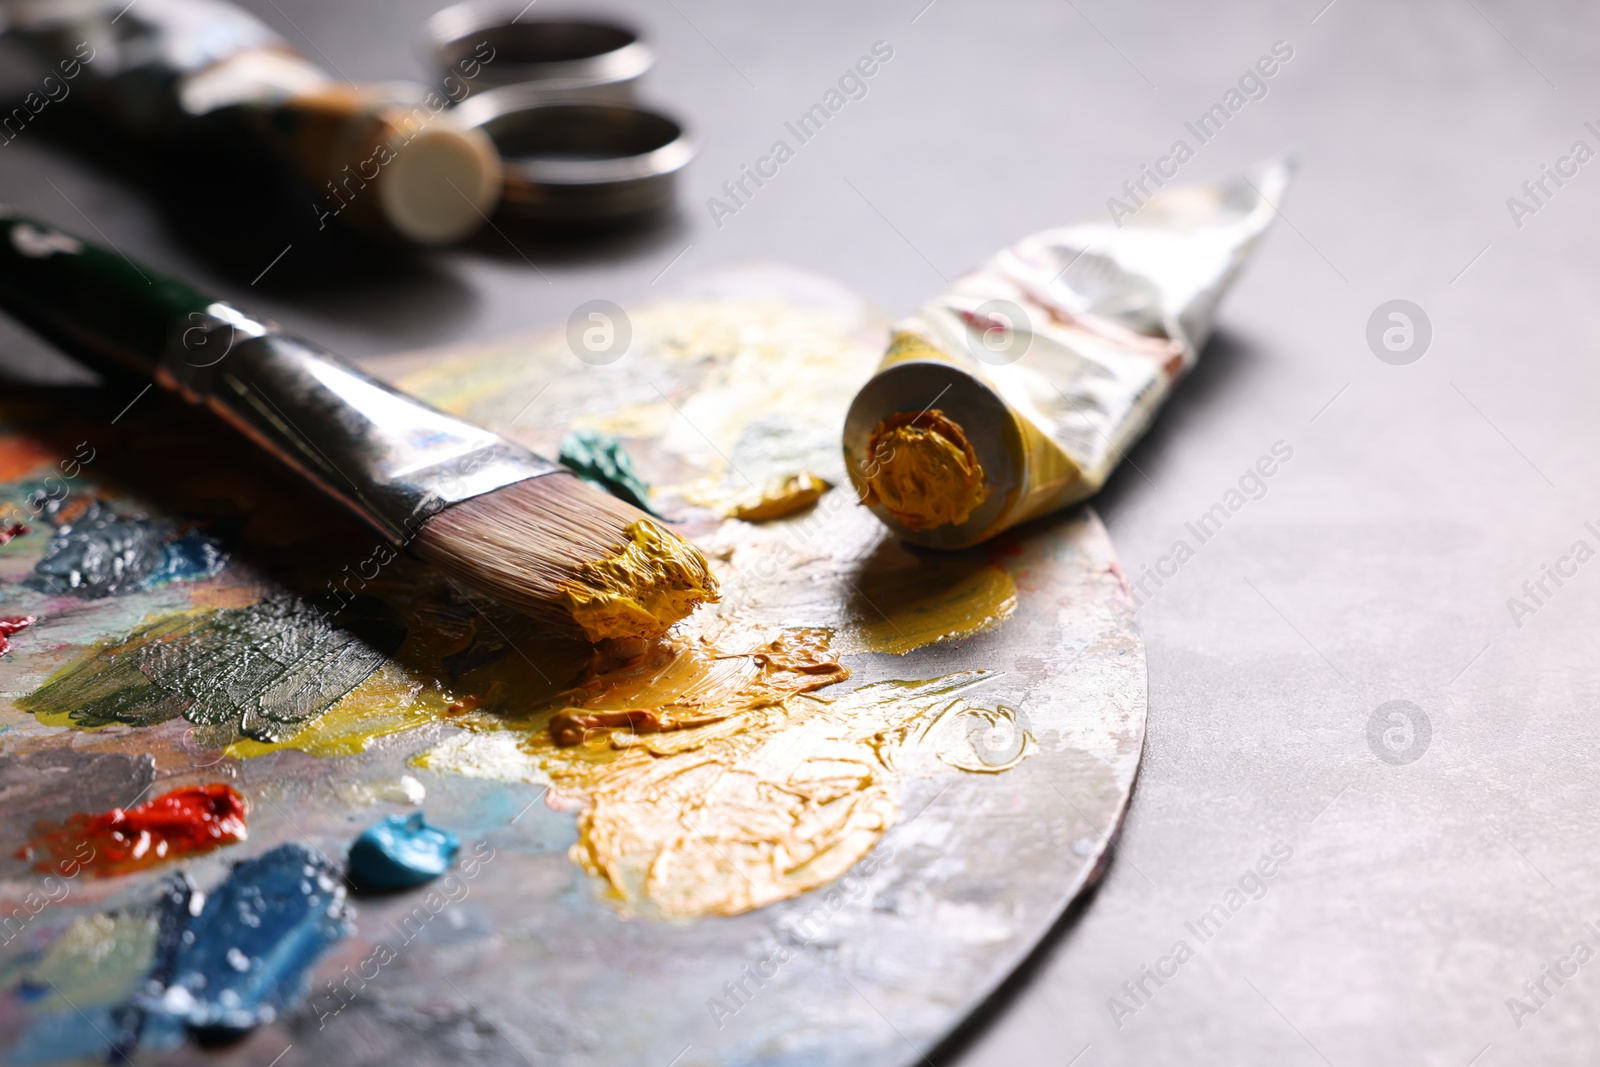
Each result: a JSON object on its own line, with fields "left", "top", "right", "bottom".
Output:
{"left": 573, "top": 401, "right": 675, "bottom": 439}
{"left": 418, "top": 660, "right": 1027, "bottom": 919}
{"left": 233, "top": 586, "right": 592, "bottom": 759}
{"left": 729, "top": 472, "right": 834, "bottom": 522}
{"left": 418, "top": 619, "right": 848, "bottom": 761}
{"left": 559, "top": 520, "right": 720, "bottom": 643}
{"left": 862, "top": 409, "right": 988, "bottom": 530}
{"left": 226, "top": 663, "right": 432, "bottom": 759}
{"left": 706, "top": 504, "right": 1018, "bottom": 657}
{"left": 546, "top": 625, "right": 847, "bottom": 744}
{"left": 838, "top": 553, "right": 1017, "bottom": 656}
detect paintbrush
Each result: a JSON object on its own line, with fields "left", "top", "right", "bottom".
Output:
{"left": 1, "top": 0, "right": 503, "bottom": 247}
{"left": 0, "top": 209, "right": 718, "bottom": 642}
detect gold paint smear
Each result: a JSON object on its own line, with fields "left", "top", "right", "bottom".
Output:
{"left": 560, "top": 520, "right": 721, "bottom": 643}
{"left": 417, "top": 617, "right": 1029, "bottom": 919}
{"left": 841, "top": 554, "right": 1017, "bottom": 656}
{"left": 708, "top": 508, "right": 1019, "bottom": 657}
{"left": 729, "top": 471, "right": 833, "bottom": 522}
{"left": 863, "top": 409, "right": 988, "bottom": 530}
{"left": 548, "top": 626, "right": 846, "bottom": 745}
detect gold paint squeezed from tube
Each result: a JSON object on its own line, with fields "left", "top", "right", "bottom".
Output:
{"left": 845, "top": 163, "right": 1293, "bottom": 547}
{"left": 559, "top": 520, "right": 720, "bottom": 643}
{"left": 862, "top": 409, "right": 988, "bottom": 530}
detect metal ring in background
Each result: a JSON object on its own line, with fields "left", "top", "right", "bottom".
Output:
{"left": 452, "top": 87, "right": 693, "bottom": 224}
{"left": 422, "top": 2, "right": 652, "bottom": 100}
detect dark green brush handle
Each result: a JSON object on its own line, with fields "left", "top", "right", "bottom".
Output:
{"left": 0, "top": 209, "right": 558, "bottom": 545}
{"left": 0, "top": 210, "right": 216, "bottom": 376}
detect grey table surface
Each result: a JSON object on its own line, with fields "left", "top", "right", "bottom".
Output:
{"left": 1, "top": 1, "right": 1595, "bottom": 1064}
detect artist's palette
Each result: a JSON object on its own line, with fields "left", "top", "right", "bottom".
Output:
{"left": 0, "top": 266, "right": 1144, "bottom": 1066}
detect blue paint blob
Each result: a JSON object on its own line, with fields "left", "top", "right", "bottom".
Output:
{"left": 144, "top": 843, "right": 353, "bottom": 1037}
{"left": 9, "top": 853, "right": 348, "bottom": 1060}
{"left": 149, "top": 532, "right": 229, "bottom": 586}
{"left": 348, "top": 813, "right": 461, "bottom": 890}
{"left": 24, "top": 501, "right": 227, "bottom": 599}
{"left": 28, "top": 515, "right": 166, "bottom": 597}
{"left": 7, "top": 1006, "right": 116, "bottom": 1066}
{"left": 117, "top": 873, "right": 205, "bottom": 1054}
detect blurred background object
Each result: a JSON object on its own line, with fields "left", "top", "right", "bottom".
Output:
{"left": 1, "top": 0, "right": 504, "bottom": 246}
{"left": 421, "top": 1, "right": 653, "bottom": 100}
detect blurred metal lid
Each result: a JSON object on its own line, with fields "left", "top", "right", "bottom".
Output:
{"left": 422, "top": 2, "right": 651, "bottom": 101}
{"left": 452, "top": 87, "right": 692, "bottom": 224}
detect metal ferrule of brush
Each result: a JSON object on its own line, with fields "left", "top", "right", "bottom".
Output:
{"left": 157, "top": 302, "right": 559, "bottom": 543}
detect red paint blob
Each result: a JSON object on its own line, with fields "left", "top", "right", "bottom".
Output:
{"left": 0, "top": 615, "right": 33, "bottom": 657}
{"left": 20, "top": 783, "right": 248, "bottom": 877}
{"left": 0, "top": 522, "right": 27, "bottom": 545}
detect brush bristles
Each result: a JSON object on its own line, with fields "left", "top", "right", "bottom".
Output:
{"left": 412, "top": 473, "right": 708, "bottom": 637}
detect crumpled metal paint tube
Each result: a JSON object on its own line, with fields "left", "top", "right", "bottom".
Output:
{"left": 843, "top": 158, "right": 1293, "bottom": 548}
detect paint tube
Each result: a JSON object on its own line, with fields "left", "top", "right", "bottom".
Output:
{"left": 843, "top": 158, "right": 1293, "bottom": 547}
{"left": 0, "top": 0, "right": 501, "bottom": 245}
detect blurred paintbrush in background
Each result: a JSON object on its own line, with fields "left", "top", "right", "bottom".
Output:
{"left": 0, "top": 0, "right": 502, "bottom": 246}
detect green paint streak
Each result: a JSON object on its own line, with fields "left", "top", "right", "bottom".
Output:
{"left": 25, "top": 914, "right": 158, "bottom": 1010}
{"left": 20, "top": 594, "right": 405, "bottom": 743}
{"left": 558, "top": 429, "right": 659, "bottom": 516}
